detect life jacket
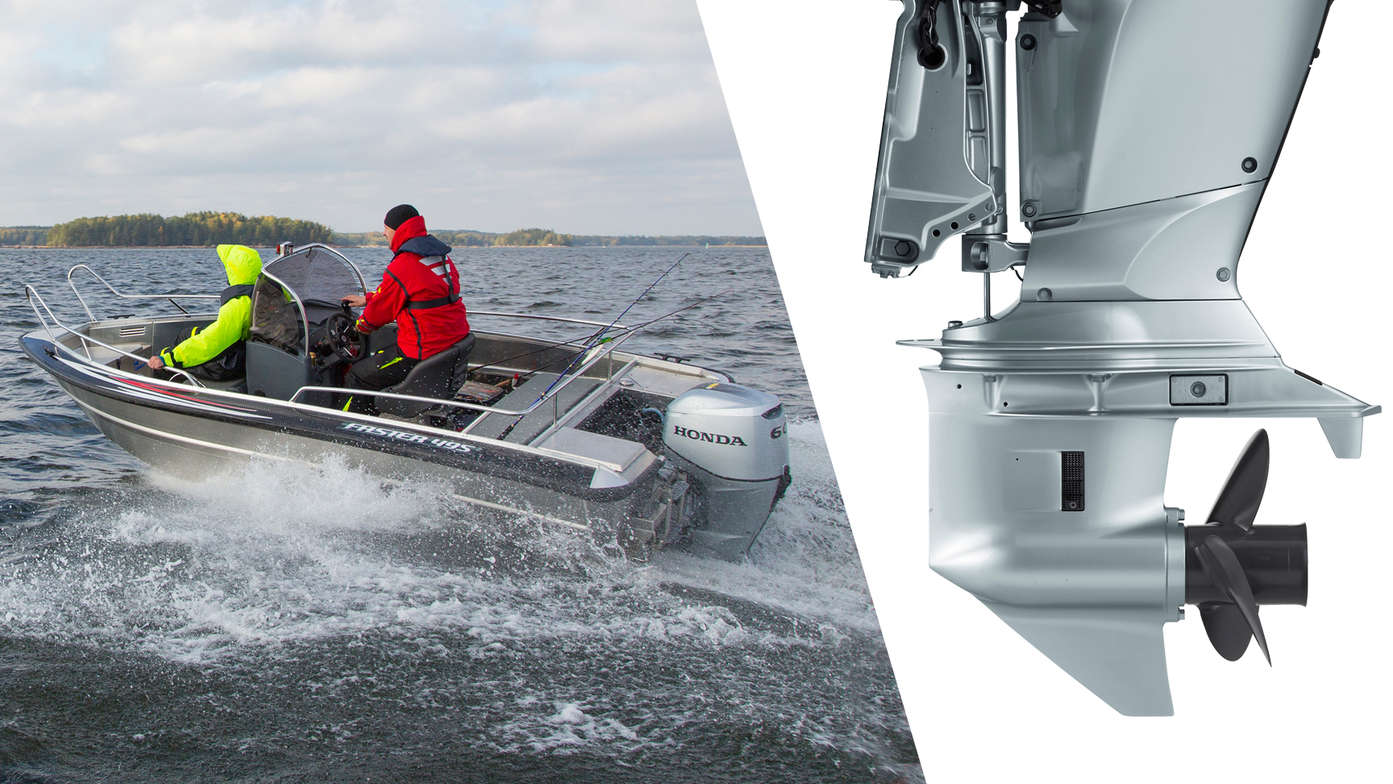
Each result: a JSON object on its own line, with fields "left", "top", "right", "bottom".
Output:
{"left": 362, "top": 216, "right": 471, "bottom": 359}
{"left": 222, "top": 283, "right": 255, "bottom": 303}
{"left": 394, "top": 237, "right": 461, "bottom": 312}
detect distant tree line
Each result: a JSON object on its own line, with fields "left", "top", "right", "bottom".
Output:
{"left": 332, "top": 227, "right": 575, "bottom": 247}
{"left": 569, "top": 235, "right": 766, "bottom": 247}
{"left": 0, "top": 227, "right": 48, "bottom": 246}
{"left": 332, "top": 230, "right": 764, "bottom": 248}
{"left": 43, "top": 212, "right": 333, "bottom": 247}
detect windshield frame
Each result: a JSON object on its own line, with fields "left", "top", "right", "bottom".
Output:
{"left": 252, "top": 244, "right": 369, "bottom": 357}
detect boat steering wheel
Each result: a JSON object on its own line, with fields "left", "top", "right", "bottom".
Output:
{"left": 322, "top": 309, "right": 369, "bottom": 366}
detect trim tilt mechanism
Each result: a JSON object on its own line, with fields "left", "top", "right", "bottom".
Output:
{"left": 867, "top": 0, "right": 1376, "bottom": 715}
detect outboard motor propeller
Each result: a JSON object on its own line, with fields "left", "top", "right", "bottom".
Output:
{"left": 1185, "top": 430, "right": 1306, "bottom": 663}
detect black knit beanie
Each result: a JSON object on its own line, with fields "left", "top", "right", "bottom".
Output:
{"left": 384, "top": 204, "right": 420, "bottom": 230}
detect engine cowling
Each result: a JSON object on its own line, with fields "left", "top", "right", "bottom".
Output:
{"left": 662, "top": 383, "right": 791, "bottom": 560}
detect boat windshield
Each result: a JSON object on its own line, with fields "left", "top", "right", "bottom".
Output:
{"left": 250, "top": 245, "right": 365, "bottom": 356}
{"left": 263, "top": 245, "right": 363, "bottom": 304}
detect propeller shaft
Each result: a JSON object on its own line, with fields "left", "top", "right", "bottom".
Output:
{"left": 1184, "top": 524, "right": 1307, "bottom": 606}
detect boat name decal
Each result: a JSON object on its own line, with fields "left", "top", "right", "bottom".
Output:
{"left": 339, "top": 422, "right": 474, "bottom": 453}
{"left": 672, "top": 425, "right": 747, "bottom": 446}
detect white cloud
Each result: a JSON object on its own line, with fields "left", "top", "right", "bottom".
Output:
{"left": 0, "top": 0, "right": 757, "bottom": 234}
{"left": 514, "top": 0, "right": 715, "bottom": 62}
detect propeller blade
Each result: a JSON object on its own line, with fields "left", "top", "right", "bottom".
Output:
{"left": 1195, "top": 534, "right": 1271, "bottom": 664}
{"left": 1206, "top": 429, "right": 1270, "bottom": 532}
{"left": 1199, "top": 603, "right": 1251, "bottom": 661}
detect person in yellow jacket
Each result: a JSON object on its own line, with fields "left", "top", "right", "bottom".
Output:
{"left": 147, "top": 244, "right": 262, "bottom": 381}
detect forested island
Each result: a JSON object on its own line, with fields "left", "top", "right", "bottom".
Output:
{"left": 37, "top": 212, "right": 333, "bottom": 247}
{"left": 0, "top": 213, "right": 765, "bottom": 248}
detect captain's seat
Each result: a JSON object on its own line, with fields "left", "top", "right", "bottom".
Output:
{"left": 374, "top": 334, "right": 476, "bottom": 419}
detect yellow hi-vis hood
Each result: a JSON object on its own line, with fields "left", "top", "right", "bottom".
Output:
{"left": 216, "top": 244, "right": 262, "bottom": 286}
{"left": 156, "top": 245, "right": 261, "bottom": 369}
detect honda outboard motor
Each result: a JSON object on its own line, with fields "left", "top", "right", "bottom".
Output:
{"left": 865, "top": 0, "right": 1375, "bottom": 714}
{"left": 663, "top": 383, "right": 791, "bottom": 560}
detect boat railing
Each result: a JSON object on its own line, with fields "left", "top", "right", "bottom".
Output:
{"left": 67, "top": 261, "right": 630, "bottom": 333}
{"left": 23, "top": 284, "right": 208, "bottom": 387}
{"left": 279, "top": 244, "right": 628, "bottom": 332}
{"left": 66, "top": 264, "right": 219, "bottom": 322}
{"left": 26, "top": 277, "right": 635, "bottom": 417}
{"left": 36, "top": 257, "right": 658, "bottom": 426}
{"left": 288, "top": 331, "right": 641, "bottom": 425}
{"left": 466, "top": 310, "right": 629, "bottom": 331}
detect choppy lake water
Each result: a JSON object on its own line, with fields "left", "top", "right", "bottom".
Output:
{"left": 0, "top": 246, "right": 920, "bottom": 782}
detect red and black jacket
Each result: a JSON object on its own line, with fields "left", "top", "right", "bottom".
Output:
{"left": 357, "top": 215, "right": 471, "bottom": 359}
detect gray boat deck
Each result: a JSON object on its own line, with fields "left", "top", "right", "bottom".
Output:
{"left": 464, "top": 371, "right": 605, "bottom": 444}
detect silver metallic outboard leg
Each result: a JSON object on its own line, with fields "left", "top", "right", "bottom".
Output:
{"left": 866, "top": 0, "right": 1376, "bottom": 714}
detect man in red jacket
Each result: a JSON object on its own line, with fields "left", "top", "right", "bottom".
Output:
{"left": 340, "top": 204, "right": 471, "bottom": 413}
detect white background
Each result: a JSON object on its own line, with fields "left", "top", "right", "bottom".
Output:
{"left": 699, "top": 1, "right": 1390, "bottom": 779}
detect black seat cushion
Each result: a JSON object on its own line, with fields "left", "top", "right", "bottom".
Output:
{"left": 376, "top": 334, "right": 475, "bottom": 418}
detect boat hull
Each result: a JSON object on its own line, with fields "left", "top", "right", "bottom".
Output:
{"left": 23, "top": 334, "right": 658, "bottom": 543}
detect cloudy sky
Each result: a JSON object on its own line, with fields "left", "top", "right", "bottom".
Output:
{"left": 0, "top": 0, "right": 760, "bottom": 234}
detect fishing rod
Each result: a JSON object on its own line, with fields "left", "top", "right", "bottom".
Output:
{"left": 360, "top": 253, "right": 698, "bottom": 389}
{"left": 463, "top": 251, "right": 689, "bottom": 380}
{"left": 466, "top": 326, "right": 612, "bottom": 379}
{"left": 528, "top": 251, "right": 690, "bottom": 400}
{"left": 491, "top": 287, "right": 729, "bottom": 441}
{"left": 469, "top": 290, "right": 720, "bottom": 381}
{"left": 592, "top": 289, "right": 730, "bottom": 342}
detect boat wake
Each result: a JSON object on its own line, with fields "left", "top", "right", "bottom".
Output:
{"left": 0, "top": 420, "right": 919, "bottom": 781}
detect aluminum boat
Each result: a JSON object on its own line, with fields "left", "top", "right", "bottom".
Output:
{"left": 21, "top": 244, "right": 792, "bottom": 560}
